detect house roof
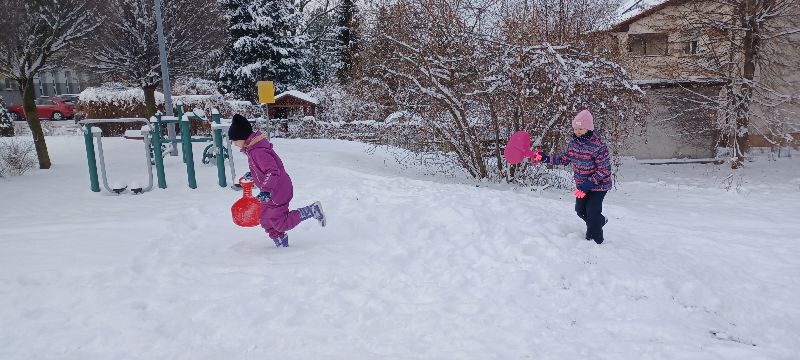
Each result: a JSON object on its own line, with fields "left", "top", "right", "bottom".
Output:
{"left": 611, "top": 0, "right": 689, "bottom": 32}
{"left": 274, "top": 90, "right": 318, "bottom": 105}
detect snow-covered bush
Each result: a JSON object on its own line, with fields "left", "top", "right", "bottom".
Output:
{"left": 0, "top": 138, "right": 36, "bottom": 177}
{"left": 76, "top": 82, "right": 262, "bottom": 124}
{"left": 226, "top": 100, "right": 264, "bottom": 120}
{"left": 0, "top": 96, "right": 13, "bottom": 137}
{"left": 362, "top": 1, "right": 643, "bottom": 184}
{"left": 310, "top": 81, "right": 386, "bottom": 123}
{"left": 172, "top": 77, "right": 220, "bottom": 96}
{"left": 76, "top": 83, "right": 165, "bottom": 118}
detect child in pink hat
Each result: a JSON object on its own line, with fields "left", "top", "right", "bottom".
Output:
{"left": 533, "top": 109, "right": 611, "bottom": 244}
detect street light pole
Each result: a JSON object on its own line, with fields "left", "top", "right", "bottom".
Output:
{"left": 154, "top": 0, "right": 178, "bottom": 155}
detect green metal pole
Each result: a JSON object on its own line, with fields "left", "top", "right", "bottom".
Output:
{"left": 176, "top": 101, "right": 187, "bottom": 163}
{"left": 212, "top": 110, "right": 227, "bottom": 187}
{"left": 180, "top": 118, "right": 197, "bottom": 189}
{"left": 152, "top": 113, "right": 167, "bottom": 189}
{"left": 176, "top": 100, "right": 184, "bottom": 119}
{"left": 83, "top": 124, "right": 100, "bottom": 192}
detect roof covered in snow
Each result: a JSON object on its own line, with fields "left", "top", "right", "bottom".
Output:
{"left": 611, "top": 0, "right": 683, "bottom": 32}
{"left": 275, "top": 90, "right": 319, "bottom": 105}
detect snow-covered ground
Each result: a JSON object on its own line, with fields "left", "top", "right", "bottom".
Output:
{"left": 1, "top": 136, "right": 798, "bottom": 359}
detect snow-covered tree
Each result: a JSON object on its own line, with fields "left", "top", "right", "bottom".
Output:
{"left": 332, "top": 0, "right": 358, "bottom": 83}
{"left": 77, "top": 0, "right": 224, "bottom": 118}
{"left": 0, "top": 96, "right": 12, "bottom": 137}
{"left": 0, "top": 0, "right": 100, "bottom": 169}
{"left": 302, "top": 5, "right": 338, "bottom": 85}
{"left": 218, "top": 0, "right": 311, "bottom": 102}
{"left": 363, "top": 0, "right": 642, "bottom": 181}
{"left": 497, "top": 0, "right": 623, "bottom": 45}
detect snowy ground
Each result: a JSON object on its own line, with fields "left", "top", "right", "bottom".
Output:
{"left": 1, "top": 136, "right": 798, "bottom": 359}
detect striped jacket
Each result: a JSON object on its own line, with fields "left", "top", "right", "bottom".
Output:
{"left": 550, "top": 131, "right": 612, "bottom": 191}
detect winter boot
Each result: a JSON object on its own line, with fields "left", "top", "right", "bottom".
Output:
{"left": 593, "top": 217, "right": 608, "bottom": 245}
{"left": 299, "top": 201, "right": 326, "bottom": 227}
{"left": 273, "top": 234, "right": 289, "bottom": 247}
{"left": 587, "top": 217, "right": 608, "bottom": 242}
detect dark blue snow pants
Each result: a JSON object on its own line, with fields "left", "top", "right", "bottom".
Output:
{"left": 575, "top": 190, "right": 607, "bottom": 244}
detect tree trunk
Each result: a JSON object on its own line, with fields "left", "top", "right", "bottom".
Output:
{"left": 21, "top": 77, "right": 51, "bottom": 169}
{"left": 732, "top": 0, "right": 758, "bottom": 169}
{"left": 143, "top": 85, "right": 157, "bottom": 119}
{"left": 489, "top": 103, "right": 506, "bottom": 180}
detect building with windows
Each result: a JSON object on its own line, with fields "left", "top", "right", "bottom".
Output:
{"left": 609, "top": 0, "right": 800, "bottom": 159}
{"left": 1, "top": 68, "right": 96, "bottom": 105}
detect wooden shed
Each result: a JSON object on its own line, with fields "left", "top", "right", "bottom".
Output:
{"left": 268, "top": 90, "right": 318, "bottom": 119}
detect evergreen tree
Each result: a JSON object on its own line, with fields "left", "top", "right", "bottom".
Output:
{"left": 218, "top": 0, "right": 310, "bottom": 102}
{"left": 0, "top": 96, "right": 12, "bottom": 137}
{"left": 332, "top": 0, "right": 357, "bottom": 84}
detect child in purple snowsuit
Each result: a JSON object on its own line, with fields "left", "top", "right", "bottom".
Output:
{"left": 228, "top": 114, "right": 326, "bottom": 247}
{"left": 534, "top": 110, "right": 611, "bottom": 244}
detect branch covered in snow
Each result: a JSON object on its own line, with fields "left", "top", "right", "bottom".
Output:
{"left": 74, "top": 0, "right": 224, "bottom": 90}
{"left": 0, "top": 0, "right": 101, "bottom": 81}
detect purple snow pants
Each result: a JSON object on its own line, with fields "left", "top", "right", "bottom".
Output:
{"left": 260, "top": 203, "right": 302, "bottom": 240}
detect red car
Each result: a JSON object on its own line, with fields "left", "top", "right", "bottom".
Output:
{"left": 6, "top": 97, "right": 76, "bottom": 121}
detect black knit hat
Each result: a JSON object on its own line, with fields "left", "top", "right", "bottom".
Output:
{"left": 228, "top": 114, "right": 253, "bottom": 141}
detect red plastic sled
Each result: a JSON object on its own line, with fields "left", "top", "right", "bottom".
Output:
{"left": 231, "top": 179, "right": 261, "bottom": 227}
{"left": 504, "top": 131, "right": 538, "bottom": 165}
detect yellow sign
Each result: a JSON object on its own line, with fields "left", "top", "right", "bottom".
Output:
{"left": 257, "top": 81, "right": 275, "bottom": 104}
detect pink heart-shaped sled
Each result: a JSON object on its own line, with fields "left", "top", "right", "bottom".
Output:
{"left": 504, "top": 131, "right": 536, "bottom": 165}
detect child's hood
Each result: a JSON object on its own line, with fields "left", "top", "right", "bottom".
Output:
{"left": 242, "top": 131, "right": 273, "bottom": 153}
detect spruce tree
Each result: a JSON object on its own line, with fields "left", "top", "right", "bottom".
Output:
{"left": 218, "top": 0, "right": 310, "bottom": 101}
{"left": 0, "top": 96, "right": 13, "bottom": 137}
{"left": 333, "top": 0, "right": 357, "bottom": 84}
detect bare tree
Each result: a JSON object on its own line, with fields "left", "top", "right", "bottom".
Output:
{"left": 497, "top": 0, "right": 623, "bottom": 44}
{"left": 0, "top": 0, "right": 101, "bottom": 169}
{"left": 77, "top": 0, "right": 224, "bottom": 118}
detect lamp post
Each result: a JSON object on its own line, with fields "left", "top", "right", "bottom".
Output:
{"left": 154, "top": 0, "right": 178, "bottom": 155}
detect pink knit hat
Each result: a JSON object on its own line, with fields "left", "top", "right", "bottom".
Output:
{"left": 572, "top": 110, "right": 594, "bottom": 130}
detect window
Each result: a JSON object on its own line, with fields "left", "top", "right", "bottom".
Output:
{"left": 64, "top": 71, "right": 72, "bottom": 93}
{"left": 36, "top": 99, "right": 56, "bottom": 106}
{"left": 36, "top": 74, "right": 44, "bottom": 97}
{"left": 685, "top": 40, "right": 699, "bottom": 54}
{"left": 51, "top": 70, "right": 59, "bottom": 95}
{"left": 627, "top": 33, "right": 669, "bottom": 56}
{"left": 3, "top": 78, "right": 12, "bottom": 90}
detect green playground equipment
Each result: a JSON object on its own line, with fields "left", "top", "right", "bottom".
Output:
{"left": 81, "top": 105, "right": 241, "bottom": 194}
